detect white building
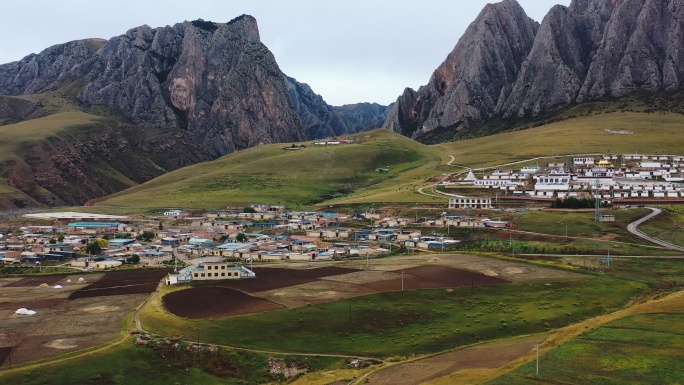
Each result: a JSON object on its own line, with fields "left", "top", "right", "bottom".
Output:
{"left": 448, "top": 197, "right": 493, "bottom": 209}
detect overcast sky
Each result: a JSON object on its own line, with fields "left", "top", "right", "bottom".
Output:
{"left": 1, "top": 1, "right": 569, "bottom": 106}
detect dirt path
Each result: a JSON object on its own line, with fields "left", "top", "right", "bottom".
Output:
{"left": 362, "top": 335, "right": 544, "bottom": 385}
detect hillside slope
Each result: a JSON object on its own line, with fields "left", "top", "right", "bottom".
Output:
{"left": 93, "top": 129, "right": 439, "bottom": 209}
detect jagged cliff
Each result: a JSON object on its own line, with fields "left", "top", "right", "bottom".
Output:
{"left": 384, "top": 0, "right": 539, "bottom": 139}
{"left": 0, "top": 16, "right": 304, "bottom": 157}
{"left": 385, "top": 0, "right": 684, "bottom": 140}
{"left": 286, "top": 76, "right": 391, "bottom": 139}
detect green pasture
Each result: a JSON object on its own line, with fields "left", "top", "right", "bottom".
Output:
{"left": 489, "top": 313, "right": 684, "bottom": 385}
{"left": 96, "top": 129, "right": 441, "bottom": 209}
{"left": 434, "top": 111, "right": 684, "bottom": 168}
{"left": 512, "top": 209, "right": 653, "bottom": 244}
{"left": 0, "top": 336, "right": 349, "bottom": 385}
{"left": 142, "top": 276, "right": 646, "bottom": 358}
{"left": 558, "top": 257, "right": 684, "bottom": 289}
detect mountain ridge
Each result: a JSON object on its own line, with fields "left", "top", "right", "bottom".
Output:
{"left": 384, "top": 0, "right": 684, "bottom": 140}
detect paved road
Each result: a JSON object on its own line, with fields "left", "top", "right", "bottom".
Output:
{"left": 626, "top": 207, "right": 684, "bottom": 252}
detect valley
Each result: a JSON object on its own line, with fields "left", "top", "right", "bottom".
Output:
{"left": 1, "top": 0, "right": 684, "bottom": 383}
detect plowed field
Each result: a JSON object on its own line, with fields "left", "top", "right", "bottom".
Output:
{"left": 163, "top": 286, "right": 284, "bottom": 319}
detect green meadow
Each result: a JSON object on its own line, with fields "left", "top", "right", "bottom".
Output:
{"left": 434, "top": 111, "right": 684, "bottom": 168}
{"left": 95, "top": 129, "right": 442, "bottom": 208}
{"left": 0, "top": 336, "right": 349, "bottom": 385}
{"left": 489, "top": 313, "right": 684, "bottom": 385}
{"left": 141, "top": 276, "right": 646, "bottom": 358}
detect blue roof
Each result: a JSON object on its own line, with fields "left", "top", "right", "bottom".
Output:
{"left": 68, "top": 222, "right": 121, "bottom": 227}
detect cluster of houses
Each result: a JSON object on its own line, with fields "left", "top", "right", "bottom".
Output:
{"left": 446, "top": 153, "right": 684, "bottom": 202}
{"left": 0, "top": 207, "right": 509, "bottom": 275}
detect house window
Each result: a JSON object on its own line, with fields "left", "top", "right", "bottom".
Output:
{"left": 194, "top": 273, "right": 198, "bottom": 277}
{"left": 215, "top": 273, "right": 219, "bottom": 277}
{"left": 201, "top": 273, "right": 205, "bottom": 277}
{"left": 221, "top": 265, "right": 225, "bottom": 269}
{"left": 207, "top": 265, "right": 212, "bottom": 270}
{"left": 221, "top": 273, "right": 225, "bottom": 277}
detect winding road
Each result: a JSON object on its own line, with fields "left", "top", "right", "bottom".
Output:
{"left": 626, "top": 207, "right": 684, "bottom": 252}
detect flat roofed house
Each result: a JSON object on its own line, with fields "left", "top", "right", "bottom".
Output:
{"left": 183, "top": 262, "right": 256, "bottom": 282}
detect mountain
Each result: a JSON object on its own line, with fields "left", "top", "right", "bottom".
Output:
{"left": 385, "top": 0, "right": 684, "bottom": 141}
{"left": 0, "top": 16, "right": 314, "bottom": 207}
{"left": 1, "top": 16, "right": 304, "bottom": 157}
{"left": 384, "top": 0, "right": 539, "bottom": 140}
{"left": 286, "top": 76, "right": 391, "bottom": 139}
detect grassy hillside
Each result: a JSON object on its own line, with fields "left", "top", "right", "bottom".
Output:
{"left": 94, "top": 129, "right": 441, "bottom": 209}
{"left": 0, "top": 88, "right": 212, "bottom": 207}
{"left": 434, "top": 111, "right": 684, "bottom": 168}
{"left": 91, "top": 109, "right": 684, "bottom": 209}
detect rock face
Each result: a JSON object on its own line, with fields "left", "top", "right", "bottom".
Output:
{"left": 501, "top": 0, "right": 614, "bottom": 117}
{"left": 286, "top": 76, "right": 391, "bottom": 139}
{"left": 0, "top": 16, "right": 304, "bottom": 157}
{"left": 578, "top": 0, "right": 684, "bottom": 101}
{"left": 0, "top": 39, "right": 106, "bottom": 95}
{"left": 384, "top": 0, "right": 539, "bottom": 139}
{"left": 385, "top": 0, "right": 684, "bottom": 139}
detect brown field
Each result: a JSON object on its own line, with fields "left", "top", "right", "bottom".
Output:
{"left": 0, "top": 271, "right": 167, "bottom": 367}
{"left": 360, "top": 265, "right": 509, "bottom": 292}
{"left": 163, "top": 286, "right": 285, "bottom": 319}
{"left": 215, "top": 266, "right": 359, "bottom": 292}
{"left": 334, "top": 254, "right": 583, "bottom": 282}
{"left": 68, "top": 269, "right": 169, "bottom": 299}
{"left": 69, "top": 282, "right": 160, "bottom": 299}
{"left": 0, "top": 347, "right": 10, "bottom": 367}
{"left": 365, "top": 334, "right": 547, "bottom": 385}
{"left": 248, "top": 255, "right": 578, "bottom": 310}
{"left": 3, "top": 275, "right": 66, "bottom": 287}
{"left": 75, "top": 269, "right": 170, "bottom": 290}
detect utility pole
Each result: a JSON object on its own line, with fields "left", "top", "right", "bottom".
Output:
{"left": 535, "top": 341, "right": 540, "bottom": 376}
{"left": 401, "top": 270, "right": 405, "bottom": 291}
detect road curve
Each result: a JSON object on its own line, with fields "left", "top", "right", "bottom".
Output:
{"left": 627, "top": 207, "right": 684, "bottom": 252}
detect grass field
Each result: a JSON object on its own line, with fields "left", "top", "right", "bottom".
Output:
{"left": 434, "top": 111, "right": 684, "bottom": 168}
{"left": 87, "top": 110, "right": 684, "bottom": 210}
{"left": 512, "top": 209, "right": 651, "bottom": 242}
{"left": 0, "top": 335, "right": 351, "bottom": 385}
{"left": 557, "top": 257, "right": 684, "bottom": 290}
{"left": 488, "top": 313, "right": 684, "bottom": 385}
{"left": 141, "top": 276, "right": 646, "bottom": 358}
{"left": 94, "top": 129, "right": 443, "bottom": 208}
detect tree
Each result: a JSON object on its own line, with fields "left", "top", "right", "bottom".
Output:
{"left": 126, "top": 254, "right": 140, "bottom": 264}
{"left": 243, "top": 206, "right": 256, "bottom": 213}
{"left": 138, "top": 230, "right": 156, "bottom": 242}
{"left": 85, "top": 239, "right": 109, "bottom": 255}
{"left": 158, "top": 222, "right": 164, "bottom": 231}
{"left": 49, "top": 238, "right": 57, "bottom": 244}
{"left": 57, "top": 234, "right": 65, "bottom": 242}
{"left": 236, "top": 233, "right": 247, "bottom": 243}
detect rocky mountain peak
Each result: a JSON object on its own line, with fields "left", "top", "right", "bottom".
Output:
{"left": 384, "top": 0, "right": 538, "bottom": 140}
{"left": 386, "top": 0, "right": 684, "bottom": 141}
{"left": 225, "top": 14, "right": 260, "bottom": 41}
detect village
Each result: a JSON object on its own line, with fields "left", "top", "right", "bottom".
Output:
{"left": 0, "top": 206, "right": 510, "bottom": 284}
{"left": 442, "top": 152, "right": 684, "bottom": 209}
